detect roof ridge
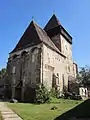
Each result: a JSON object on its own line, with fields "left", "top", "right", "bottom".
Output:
{"left": 33, "top": 21, "right": 61, "bottom": 53}
{"left": 31, "top": 20, "right": 42, "bottom": 41}
{"left": 10, "top": 19, "right": 62, "bottom": 54}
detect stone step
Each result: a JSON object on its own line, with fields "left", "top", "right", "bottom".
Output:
{"left": 0, "top": 102, "right": 23, "bottom": 120}
{"left": 4, "top": 118, "right": 22, "bottom": 120}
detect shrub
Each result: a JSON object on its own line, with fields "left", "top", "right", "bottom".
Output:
{"left": 50, "top": 88, "right": 57, "bottom": 97}
{"left": 35, "top": 85, "right": 50, "bottom": 103}
{"left": 50, "top": 88, "right": 60, "bottom": 98}
{"left": 63, "top": 90, "right": 82, "bottom": 100}
{"left": 63, "top": 85, "right": 82, "bottom": 100}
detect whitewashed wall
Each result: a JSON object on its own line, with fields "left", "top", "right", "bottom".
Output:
{"left": 79, "top": 87, "right": 88, "bottom": 99}
{"left": 42, "top": 38, "right": 77, "bottom": 92}
{"left": 42, "top": 44, "right": 68, "bottom": 91}
{"left": 60, "top": 35, "right": 72, "bottom": 60}
{"left": 60, "top": 35, "right": 77, "bottom": 77}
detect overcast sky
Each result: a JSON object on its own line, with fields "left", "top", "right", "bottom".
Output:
{"left": 0, "top": 0, "right": 90, "bottom": 70}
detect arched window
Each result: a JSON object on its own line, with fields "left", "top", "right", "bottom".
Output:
{"left": 62, "top": 74, "right": 64, "bottom": 90}
{"left": 82, "top": 89, "right": 83, "bottom": 95}
{"left": 21, "top": 51, "right": 28, "bottom": 56}
{"left": 57, "top": 73, "right": 59, "bottom": 84}
{"left": 31, "top": 47, "right": 38, "bottom": 53}
{"left": 85, "top": 89, "right": 87, "bottom": 96}
{"left": 57, "top": 73, "right": 59, "bottom": 77}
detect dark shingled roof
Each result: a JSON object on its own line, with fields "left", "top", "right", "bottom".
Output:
{"left": 11, "top": 21, "right": 41, "bottom": 53}
{"left": 44, "top": 14, "right": 61, "bottom": 31}
{"left": 44, "top": 14, "right": 72, "bottom": 44}
{"left": 11, "top": 15, "right": 72, "bottom": 56}
{"left": 11, "top": 20, "right": 62, "bottom": 55}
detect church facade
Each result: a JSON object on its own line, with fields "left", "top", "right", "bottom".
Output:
{"left": 7, "top": 14, "right": 77, "bottom": 102}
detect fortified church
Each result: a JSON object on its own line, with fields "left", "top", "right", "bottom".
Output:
{"left": 7, "top": 14, "right": 77, "bottom": 102}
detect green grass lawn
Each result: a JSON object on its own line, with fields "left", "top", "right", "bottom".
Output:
{"left": 8, "top": 98, "right": 82, "bottom": 120}
{"left": 0, "top": 113, "right": 3, "bottom": 120}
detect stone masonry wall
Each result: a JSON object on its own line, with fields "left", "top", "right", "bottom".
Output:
{"left": 42, "top": 36, "right": 77, "bottom": 93}
{"left": 7, "top": 44, "right": 42, "bottom": 101}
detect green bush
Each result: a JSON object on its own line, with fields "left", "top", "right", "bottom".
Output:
{"left": 50, "top": 88, "right": 60, "bottom": 98}
{"left": 35, "top": 85, "right": 50, "bottom": 103}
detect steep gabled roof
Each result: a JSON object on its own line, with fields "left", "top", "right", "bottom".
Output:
{"left": 11, "top": 20, "right": 62, "bottom": 55}
{"left": 34, "top": 21, "right": 61, "bottom": 53}
{"left": 11, "top": 21, "right": 41, "bottom": 53}
{"left": 44, "top": 14, "right": 61, "bottom": 31}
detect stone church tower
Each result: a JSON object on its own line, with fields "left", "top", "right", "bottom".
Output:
{"left": 7, "top": 14, "right": 77, "bottom": 102}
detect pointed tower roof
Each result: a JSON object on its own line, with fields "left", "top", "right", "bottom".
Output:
{"left": 44, "top": 14, "right": 61, "bottom": 31}
{"left": 11, "top": 20, "right": 62, "bottom": 54}
{"left": 44, "top": 14, "right": 72, "bottom": 44}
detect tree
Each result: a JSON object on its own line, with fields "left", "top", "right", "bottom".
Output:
{"left": 76, "top": 66, "right": 90, "bottom": 85}
{"left": 0, "top": 68, "right": 6, "bottom": 80}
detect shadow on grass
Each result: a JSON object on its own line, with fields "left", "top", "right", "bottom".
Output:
{"left": 54, "top": 99, "right": 90, "bottom": 120}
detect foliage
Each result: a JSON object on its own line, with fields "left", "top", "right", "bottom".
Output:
{"left": 0, "top": 68, "right": 6, "bottom": 79}
{"left": 68, "top": 80, "right": 79, "bottom": 94}
{"left": 63, "top": 86, "right": 71, "bottom": 99}
{"left": 76, "top": 66, "right": 90, "bottom": 85}
{"left": 50, "top": 88, "right": 60, "bottom": 98}
{"left": 63, "top": 85, "right": 82, "bottom": 100}
{"left": 35, "top": 85, "right": 50, "bottom": 103}
{"left": 35, "top": 85, "right": 62, "bottom": 103}
{"left": 63, "top": 91, "right": 82, "bottom": 100}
